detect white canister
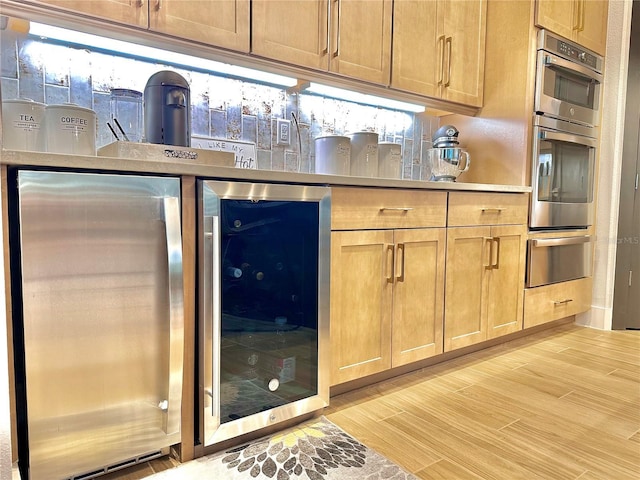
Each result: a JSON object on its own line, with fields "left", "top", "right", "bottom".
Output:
{"left": 45, "top": 103, "right": 97, "bottom": 155}
{"left": 1, "top": 98, "right": 46, "bottom": 152}
{"left": 378, "top": 142, "right": 403, "bottom": 179}
{"left": 314, "top": 135, "right": 351, "bottom": 175}
{"left": 349, "top": 131, "right": 379, "bottom": 177}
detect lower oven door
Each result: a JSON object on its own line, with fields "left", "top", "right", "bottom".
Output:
{"left": 526, "top": 235, "right": 593, "bottom": 287}
{"left": 530, "top": 121, "right": 597, "bottom": 229}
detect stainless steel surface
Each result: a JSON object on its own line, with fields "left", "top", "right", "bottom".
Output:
{"left": 16, "top": 170, "right": 184, "bottom": 479}
{"left": 198, "top": 180, "right": 330, "bottom": 447}
{"left": 0, "top": 149, "right": 532, "bottom": 193}
{"left": 530, "top": 119, "right": 596, "bottom": 229}
{"left": 526, "top": 235, "right": 593, "bottom": 287}
{"left": 535, "top": 30, "right": 603, "bottom": 127}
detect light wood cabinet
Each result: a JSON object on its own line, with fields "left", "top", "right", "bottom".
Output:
{"left": 330, "top": 230, "right": 393, "bottom": 385}
{"left": 444, "top": 192, "right": 528, "bottom": 352}
{"left": 252, "top": 0, "right": 392, "bottom": 85}
{"left": 391, "top": 0, "right": 487, "bottom": 107}
{"left": 535, "top": 0, "right": 608, "bottom": 55}
{"left": 29, "top": 0, "right": 148, "bottom": 27}
{"left": 444, "top": 224, "right": 526, "bottom": 351}
{"left": 330, "top": 228, "right": 446, "bottom": 385}
{"left": 524, "top": 277, "right": 593, "bottom": 328}
{"left": 150, "top": 0, "right": 250, "bottom": 52}
{"left": 330, "top": 187, "right": 447, "bottom": 385}
{"left": 31, "top": 0, "right": 250, "bottom": 53}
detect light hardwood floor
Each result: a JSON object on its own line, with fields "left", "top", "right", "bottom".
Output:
{"left": 325, "top": 322, "right": 640, "bottom": 480}
{"left": 100, "top": 322, "right": 640, "bottom": 479}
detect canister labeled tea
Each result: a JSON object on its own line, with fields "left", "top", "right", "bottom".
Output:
{"left": 1, "top": 98, "right": 46, "bottom": 152}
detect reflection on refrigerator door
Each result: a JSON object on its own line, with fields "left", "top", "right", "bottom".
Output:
{"left": 10, "top": 170, "right": 184, "bottom": 480}
{"left": 199, "top": 180, "right": 330, "bottom": 447}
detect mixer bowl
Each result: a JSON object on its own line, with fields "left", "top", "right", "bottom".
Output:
{"left": 424, "top": 147, "right": 470, "bottom": 181}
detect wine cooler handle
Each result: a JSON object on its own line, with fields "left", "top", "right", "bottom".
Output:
{"left": 203, "top": 215, "right": 222, "bottom": 431}
{"left": 162, "top": 197, "right": 185, "bottom": 436}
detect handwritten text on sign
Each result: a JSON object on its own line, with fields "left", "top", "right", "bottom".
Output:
{"left": 191, "top": 136, "right": 257, "bottom": 169}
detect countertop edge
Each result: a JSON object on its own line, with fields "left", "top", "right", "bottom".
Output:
{"left": 0, "top": 150, "right": 532, "bottom": 194}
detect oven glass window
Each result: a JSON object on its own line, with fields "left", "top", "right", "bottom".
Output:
{"left": 537, "top": 138, "right": 594, "bottom": 203}
{"left": 218, "top": 199, "right": 319, "bottom": 424}
{"left": 547, "top": 67, "right": 596, "bottom": 109}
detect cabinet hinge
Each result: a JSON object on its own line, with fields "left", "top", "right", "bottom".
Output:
{"left": 629, "top": 270, "right": 633, "bottom": 287}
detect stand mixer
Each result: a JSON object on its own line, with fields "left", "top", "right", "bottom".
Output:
{"left": 424, "top": 125, "right": 470, "bottom": 181}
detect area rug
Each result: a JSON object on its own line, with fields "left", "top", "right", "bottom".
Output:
{"left": 147, "top": 416, "right": 417, "bottom": 479}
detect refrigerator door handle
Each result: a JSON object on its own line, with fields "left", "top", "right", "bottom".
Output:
{"left": 162, "top": 196, "right": 185, "bottom": 436}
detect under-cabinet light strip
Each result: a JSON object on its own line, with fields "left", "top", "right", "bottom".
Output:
{"left": 304, "top": 82, "right": 426, "bottom": 113}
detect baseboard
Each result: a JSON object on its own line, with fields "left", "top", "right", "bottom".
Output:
{"left": 575, "top": 305, "right": 612, "bottom": 330}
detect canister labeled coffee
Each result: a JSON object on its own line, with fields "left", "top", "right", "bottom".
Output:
{"left": 44, "top": 103, "right": 97, "bottom": 155}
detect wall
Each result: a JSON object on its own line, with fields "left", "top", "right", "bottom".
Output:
{"left": 576, "top": 0, "right": 633, "bottom": 330}
{"left": 0, "top": 26, "right": 438, "bottom": 180}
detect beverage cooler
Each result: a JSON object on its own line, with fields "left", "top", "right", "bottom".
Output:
{"left": 9, "top": 170, "right": 184, "bottom": 480}
{"left": 198, "top": 180, "right": 330, "bottom": 447}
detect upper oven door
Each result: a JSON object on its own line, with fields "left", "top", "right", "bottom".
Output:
{"left": 530, "top": 122, "right": 597, "bottom": 229}
{"left": 535, "top": 50, "right": 603, "bottom": 126}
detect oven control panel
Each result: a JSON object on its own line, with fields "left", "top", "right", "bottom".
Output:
{"left": 557, "top": 41, "right": 598, "bottom": 69}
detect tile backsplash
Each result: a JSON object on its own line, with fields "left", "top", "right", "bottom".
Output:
{"left": 1, "top": 28, "right": 438, "bottom": 178}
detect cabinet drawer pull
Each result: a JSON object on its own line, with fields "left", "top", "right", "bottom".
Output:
{"left": 492, "top": 237, "right": 500, "bottom": 269}
{"left": 379, "top": 207, "right": 413, "bottom": 213}
{"left": 322, "top": 0, "right": 330, "bottom": 55}
{"left": 481, "top": 208, "right": 504, "bottom": 213}
{"left": 553, "top": 299, "right": 574, "bottom": 306}
{"left": 156, "top": 0, "right": 161, "bottom": 10}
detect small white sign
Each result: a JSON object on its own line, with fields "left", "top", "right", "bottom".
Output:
{"left": 191, "top": 136, "right": 257, "bottom": 169}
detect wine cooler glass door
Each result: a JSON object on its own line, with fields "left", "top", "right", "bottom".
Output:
{"left": 199, "top": 180, "right": 330, "bottom": 447}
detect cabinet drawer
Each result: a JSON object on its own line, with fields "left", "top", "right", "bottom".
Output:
{"left": 331, "top": 187, "right": 447, "bottom": 230}
{"left": 523, "top": 277, "right": 592, "bottom": 328}
{"left": 448, "top": 192, "right": 529, "bottom": 226}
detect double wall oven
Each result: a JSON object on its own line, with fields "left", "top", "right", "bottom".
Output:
{"left": 527, "top": 30, "right": 602, "bottom": 287}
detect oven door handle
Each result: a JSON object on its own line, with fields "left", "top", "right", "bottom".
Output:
{"left": 540, "top": 129, "right": 598, "bottom": 148}
{"left": 531, "top": 236, "right": 591, "bottom": 247}
{"left": 543, "top": 53, "right": 603, "bottom": 83}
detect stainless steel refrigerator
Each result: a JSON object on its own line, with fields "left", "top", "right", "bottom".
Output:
{"left": 11, "top": 170, "right": 184, "bottom": 480}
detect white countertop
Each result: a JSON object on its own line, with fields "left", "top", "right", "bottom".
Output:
{"left": 0, "top": 149, "right": 531, "bottom": 194}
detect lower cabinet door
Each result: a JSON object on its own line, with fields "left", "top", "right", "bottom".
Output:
{"left": 392, "top": 228, "right": 445, "bottom": 367}
{"left": 486, "top": 225, "right": 526, "bottom": 339}
{"left": 330, "top": 230, "right": 393, "bottom": 385}
{"left": 444, "top": 226, "right": 492, "bottom": 351}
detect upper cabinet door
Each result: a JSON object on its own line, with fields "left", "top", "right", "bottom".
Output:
{"left": 536, "top": 0, "right": 608, "bottom": 55}
{"left": 440, "top": 0, "right": 487, "bottom": 107}
{"left": 29, "top": 0, "right": 148, "bottom": 27}
{"left": 251, "top": 0, "right": 329, "bottom": 70}
{"left": 391, "top": 0, "right": 440, "bottom": 98}
{"left": 329, "top": 0, "right": 393, "bottom": 85}
{"left": 150, "top": 0, "right": 250, "bottom": 52}
{"left": 577, "top": 0, "right": 608, "bottom": 55}
{"left": 535, "top": 0, "right": 577, "bottom": 42}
